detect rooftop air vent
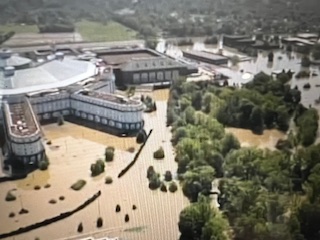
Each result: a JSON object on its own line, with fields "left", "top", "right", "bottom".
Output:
{"left": 4, "top": 66, "right": 15, "bottom": 77}
{"left": 55, "top": 52, "right": 65, "bottom": 61}
{"left": 0, "top": 49, "right": 12, "bottom": 59}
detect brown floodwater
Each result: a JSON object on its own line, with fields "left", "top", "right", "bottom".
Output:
{"left": 225, "top": 128, "right": 285, "bottom": 150}
{"left": 0, "top": 92, "right": 189, "bottom": 240}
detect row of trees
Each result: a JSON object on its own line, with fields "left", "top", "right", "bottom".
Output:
{"left": 168, "top": 76, "right": 320, "bottom": 240}
{"left": 2, "top": 0, "right": 320, "bottom": 37}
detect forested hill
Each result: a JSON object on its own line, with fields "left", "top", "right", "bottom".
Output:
{"left": 1, "top": 0, "right": 320, "bottom": 36}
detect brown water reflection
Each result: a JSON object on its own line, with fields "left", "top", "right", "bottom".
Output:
{"left": 226, "top": 128, "right": 285, "bottom": 150}
{"left": 0, "top": 93, "right": 189, "bottom": 240}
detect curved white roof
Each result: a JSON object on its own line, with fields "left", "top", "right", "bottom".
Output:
{"left": 0, "top": 58, "right": 97, "bottom": 96}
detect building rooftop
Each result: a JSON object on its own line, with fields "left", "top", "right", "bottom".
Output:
{"left": 296, "top": 33, "right": 319, "bottom": 39}
{"left": 224, "top": 35, "right": 250, "bottom": 40}
{"left": 79, "top": 90, "right": 141, "bottom": 106}
{"left": 183, "top": 50, "right": 228, "bottom": 61}
{"left": 0, "top": 58, "right": 96, "bottom": 96}
{"left": 96, "top": 49, "right": 158, "bottom": 65}
{"left": 5, "top": 100, "right": 38, "bottom": 137}
{"left": 282, "top": 37, "right": 315, "bottom": 46}
{"left": 121, "top": 56, "right": 183, "bottom": 72}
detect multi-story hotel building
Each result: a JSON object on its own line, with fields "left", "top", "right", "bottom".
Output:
{"left": 2, "top": 97, "right": 45, "bottom": 164}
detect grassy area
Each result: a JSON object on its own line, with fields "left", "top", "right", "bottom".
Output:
{"left": 76, "top": 20, "right": 137, "bottom": 42}
{"left": 0, "top": 24, "right": 38, "bottom": 33}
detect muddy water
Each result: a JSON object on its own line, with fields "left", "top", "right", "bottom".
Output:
{"left": 225, "top": 128, "right": 285, "bottom": 150}
{"left": 42, "top": 122, "right": 138, "bottom": 152}
{"left": 0, "top": 92, "right": 189, "bottom": 240}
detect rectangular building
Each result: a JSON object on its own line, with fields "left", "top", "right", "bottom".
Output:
{"left": 182, "top": 50, "right": 228, "bottom": 65}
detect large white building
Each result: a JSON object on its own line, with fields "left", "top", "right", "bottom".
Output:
{"left": 0, "top": 49, "right": 144, "bottom": 166}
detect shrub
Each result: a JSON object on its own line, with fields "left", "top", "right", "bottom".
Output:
{"left": 97, "top": 217, "right": 103, "bottom": 228}
{"left": 5, "top": 191, "right": 16, "bottom": 201}
{"left": 77, "top": 223, "right": 83, "bottom": 233}
{"left": 38, "top": 159, "right": 49, "bottom": 171}
{"left": 136, "top": 130, "right": 147, "bottom": 144}
{"left": 9, "top": 212, "right": 15, "bottom": 218}
{"left": 91, "top": 159, "right": 105, "bottom": 176}
{"left": 34, "top": 185, "right": 41, "bottom": 190}
{"left": 148, "top": 173, "right": 161, "bottom": 190}
{"left": 301, "top": 56, "right": 311, "bottom": 67}
{"left": 132, "top": 205, "right": 137, "bottom": 210}
{"left": 169, "top": 182, "right": 178, "bottom": 193}
{"left": 153, "top": 147, "right": 165, "bottom": 159}
{"left": 49, "top": 199, "right": 57, "bottom": 204}
{"left": 57, "top": 115, "right": 64, "bottom": 126}
{"left": 44, "top": 184, "right": 51, "bottom": 188}
{"left": 127, "top": 147, "right": 135, "bottom": 153}
{"left": 160, "top": 183, "right": 167, "bottom": 192}
{"left": 303, "top": 83, "right": 311, "bottom": 89}
{"left": 116, "top": 204, "right": 121, "bottom": 212}
{"left": 71, "top": 180, "right": 86, "bottom": 191}
{"left": 59, "top": 196, "right": 65, "bottom": 201}
{"left": 230, "top": 55, "right": 240, "bottom": 65}
{"left": 147, "top": 166, "right": 155, "bottom": 179}
{"left": 105, "top": 147, "right": 115, "bottom": 162}
{"left": 46, "top": 140, "right": 52, "bottom": 145}
{"left": 125, "top": 214, "right": 130, "bottom": 222}
{"left": 19, "top": 208, "right": 29, "bottom": 215}
{"left": 164, "top": 171, "right": 173, "bottom": 181}
{"left": 105, "top": 176, "right": 113, "bottom": 184}
{"left": 276, "top": 139, "right": 293, "bottom": 151}
{"left": 296, "top": 70, "right": 310, "bottom": 79}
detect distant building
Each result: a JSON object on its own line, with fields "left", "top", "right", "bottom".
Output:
{"left": 93, "top": 48, "right": 193, "bottom": 86}
{"left": 182, "top": 50, "right": 229, "bottom": 65}
{"left": 223, "top": 35, "right": 251, "bottom": 47}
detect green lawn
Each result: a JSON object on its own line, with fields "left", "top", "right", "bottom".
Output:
{"left": 76, "top": 20, "right": 138, "bottom": 42}
{"left": 0, "top": 24, "right": 38, "bottom": 34}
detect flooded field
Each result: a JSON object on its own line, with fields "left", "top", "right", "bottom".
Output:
{"left": 0, "top": 94, "right": 189, "bottom": 240}
{"left": 225, "top": 128, "right": 286, "bottom": 150}
{"left": 42, "top": 122, "right": 138, "bottom": 152}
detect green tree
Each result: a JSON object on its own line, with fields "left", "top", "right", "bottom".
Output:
{"left": 185, "top": 106, "right": 196, "bottom": 124}
{"left": 192, "top": 91, "right": 203, "bottom": 111}
{"left": 250, "top": 106, "right": 264, "bottom": 134}
{"left": 276, "top": 106, "right": 290, "bottom": 132}
{"left": 179, "top": 195, "right": 229, "bottom": 240}
{"left": 297, "top": 203, "right": 320, "bottom": 240}
{"left": 182, "top": 166, "right": 215, "bottom": 202}
{"left": 221, "top": 133, "right": 241, "bottom": 156}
